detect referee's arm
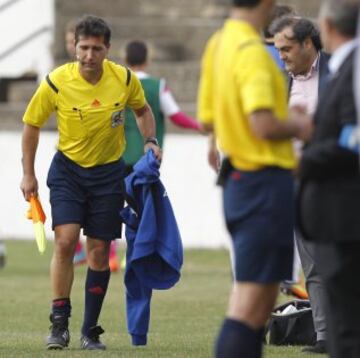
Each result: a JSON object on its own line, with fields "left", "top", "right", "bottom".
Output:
{"left": 133, "top": 103, "right": 162, "bottom": 161}
{"left": 20, "top": 124, "right": 40, "bottom": 200}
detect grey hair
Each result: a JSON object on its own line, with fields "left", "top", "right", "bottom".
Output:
{"left": 320, "top": 0, "right": 359, "bottom": 37}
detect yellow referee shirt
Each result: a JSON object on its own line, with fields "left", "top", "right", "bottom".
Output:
{"left": 23, "top": 59, "right": 146, "bottom": 167}
{"left": 198, "top": 19, "right": 296, "bottom": 171}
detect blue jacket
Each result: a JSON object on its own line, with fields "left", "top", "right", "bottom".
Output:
{"left": 120, "top": 150, "right": 183, "bottom": 346}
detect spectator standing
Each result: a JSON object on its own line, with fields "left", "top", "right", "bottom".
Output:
{"left": 271, "top": 15, "right": 330, "bottom": 354}
{"left": 298, "top": 1, "right": 360, "bottom": 357}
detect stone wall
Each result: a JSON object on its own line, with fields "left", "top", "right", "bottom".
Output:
{"left": 54, "top": 0, "right": 320, "bottom": 61}
{"left": 0, "top": 1, "right": 321, "bottom": 130}
{"left": 54, "top": 0, "right": 228, "bottom": 61}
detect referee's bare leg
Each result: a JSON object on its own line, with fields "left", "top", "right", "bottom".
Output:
{"left": 47, "top": 223, "right": 80, "bottom": 349}
{"left": 215, "top": 282, "right": 279, "bottom": 357}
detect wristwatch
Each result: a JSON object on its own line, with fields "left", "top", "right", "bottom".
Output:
{"left": 144, "top": 137, "right": 159, "bottom": 146}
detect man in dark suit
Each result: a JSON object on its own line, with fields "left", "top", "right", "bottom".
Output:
{"left": 298, "top": 1, "right": 360, "bottom": 357}
{"left": 271, "top": 16, "right": 330, "bottom": 354}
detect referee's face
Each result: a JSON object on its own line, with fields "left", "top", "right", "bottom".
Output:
{"left": 76, "top": 35, "right": 110, "bottom": 75}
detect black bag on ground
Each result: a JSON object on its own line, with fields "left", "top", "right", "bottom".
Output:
{"left": 266, "top": 299, "right": 316, "bottom": 346}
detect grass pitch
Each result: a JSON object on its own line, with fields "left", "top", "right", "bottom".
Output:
{"left": 0, "top": 241, "right": 323, "bottom": 357}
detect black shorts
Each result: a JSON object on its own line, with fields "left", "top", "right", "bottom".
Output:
{"left": 46, "top": 151, "right": 125, "bottom": 240}
{"left": 223, "top": 167, "right": 294, "bottom": 283}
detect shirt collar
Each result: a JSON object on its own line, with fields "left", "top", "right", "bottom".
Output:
{"left": 135, "top": 71, "right": 149, "bottom": 79}
{"left": 329, "top": 39, "right": 359, "bottom": 75}
{"left": 291, "top": 53, "right": 320, "bottom": 80}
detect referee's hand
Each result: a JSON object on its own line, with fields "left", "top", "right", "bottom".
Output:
{"left": 290, "top": 106, "right": 314, "bottom": 142}
{"left": 144, "top": 142, "right": 162, "bottom": 163}
{"left": 20, "top": 174, "right": 38, "bottom": 201}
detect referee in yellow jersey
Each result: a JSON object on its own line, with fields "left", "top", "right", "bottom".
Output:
{"left": 20, "top": 15, "right": 161, "bottom": 350}
{"left": 197, "top": 1, "right": 312, "bottom": 357}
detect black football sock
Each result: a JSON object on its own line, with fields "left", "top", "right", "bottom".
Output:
{"left": 81, "top": 268, "right": 110, "bottom": 336}
{"left": 215, "top": 318, "right": 264, "bottom": 358}
{"left": 52, "top": 297, "right": 71, "bottom": 319}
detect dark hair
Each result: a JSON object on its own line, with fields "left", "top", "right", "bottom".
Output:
{"left": 125, "top": 41, "right": 148, "bottom": 66}
{"left": 269, "top": 16, "right": 322, "bottom": 51}
{"left": 75, "top": 15, "right": 111, "bottom": 46}
{"left": 264, "top": 5, "right": 296, "bottom": 39}
{"left": 232, "top": 0, "right": 261, "bottom": 8}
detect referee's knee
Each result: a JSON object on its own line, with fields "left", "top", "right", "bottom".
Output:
{"left": 87, "top": 239, "right": 110, "bottom": 270}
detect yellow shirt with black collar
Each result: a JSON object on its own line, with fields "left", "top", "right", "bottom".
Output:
{"left": 198, "top": 19, "right": 296, "bottom": 171}
{"left": 23, "top": 59, "right": 146, "bottom": 168}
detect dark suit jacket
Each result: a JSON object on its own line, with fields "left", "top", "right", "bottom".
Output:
{"left": 298, "top": 49, "right": 360, "bottom": 243}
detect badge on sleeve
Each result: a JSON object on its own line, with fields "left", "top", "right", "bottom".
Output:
{"left": 111, "top": 110, "right": 124, "bottom": 128}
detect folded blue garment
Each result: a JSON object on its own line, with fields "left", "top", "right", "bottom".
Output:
{"left": 120, "top": 150, "right": 183, "bottom": 346}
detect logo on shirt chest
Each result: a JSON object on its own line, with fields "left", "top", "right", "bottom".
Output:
{"left": 91, "top": 99, "right": 101, "bottom": 107}
{"left": 111, "top": 109, "right": 124, "bottom": 128}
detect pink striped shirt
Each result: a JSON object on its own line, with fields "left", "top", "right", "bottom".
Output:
{"left": 289, "top": 55, "right": 320, "bottom": 116}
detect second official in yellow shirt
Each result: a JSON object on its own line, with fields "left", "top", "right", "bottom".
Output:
{"left": 198, "top": 19, "right": 296, "bottom": 170}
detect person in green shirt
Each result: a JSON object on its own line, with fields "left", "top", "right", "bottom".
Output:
{"left": 123, "top": 40, "right": 201, "bottom": 174}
